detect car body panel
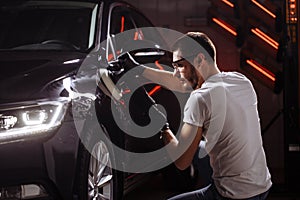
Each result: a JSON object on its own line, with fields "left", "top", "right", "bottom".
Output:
{"left": 0, "top": 52, "right": 86, "bottom": 103}
{"left": 0, "top": 0, "right": 190, "bottom": 199}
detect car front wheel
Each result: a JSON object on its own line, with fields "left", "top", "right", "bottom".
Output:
{"left": 76, "top": 129, "right": 123, "bottom": 200}
{"left": 88, "top": 141, "right": 113, "bottom": 199}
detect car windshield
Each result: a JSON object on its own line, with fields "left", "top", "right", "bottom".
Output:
{"left": 0, "top": 1, "right": 99, "bottom": 51}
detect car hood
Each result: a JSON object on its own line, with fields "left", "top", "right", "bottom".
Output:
{"left": 0, "top": 51, "right": 88, "bottom": 104}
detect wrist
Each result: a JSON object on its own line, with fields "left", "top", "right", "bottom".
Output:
{"left": 160, "top": 123, "right": 171, "bottom": 144}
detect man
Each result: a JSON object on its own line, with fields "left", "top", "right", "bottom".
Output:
{"left": 124, "top": 32, "right": 272, "bottom": 199}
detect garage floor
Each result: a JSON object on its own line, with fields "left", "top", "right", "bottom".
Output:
{"left": 124, "top": 173, "right": 300, "bottom": 200}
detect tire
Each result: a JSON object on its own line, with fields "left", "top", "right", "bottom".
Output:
{"left": 76, "top": 127, "right": 123, "bottom": 200}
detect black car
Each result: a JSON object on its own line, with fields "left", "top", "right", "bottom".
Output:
{"left": 0, "top": 0, "right": 196, "bottom": 199}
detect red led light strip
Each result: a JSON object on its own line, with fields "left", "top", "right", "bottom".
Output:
{"left": 251, "top": 0, "right": 276, "bottom": 18}
{"left": 148, "top": 85, "right": 161, "bottom": 96}
{"left": 120, "top": 16, "right": 125, "bottom": 33}
{"left": 155, "top": 60, "right": 164, "bottom": 70}
{"left": 246, "top": 59, "right": 275, "bottom": 82}
{"left": 251, "top": 28, "right": 279, "bottom": 49}
{"left": 148, "top": 61, "right": 164, "bottom": 96}
{"left": 212, "top": 18, "right": 237, "bottom": 36}
{"left": 222, "top": 0, "right": 234, "bottom": 8}
{"left": 134, "top": 31, "right": 139, "bottom": 40}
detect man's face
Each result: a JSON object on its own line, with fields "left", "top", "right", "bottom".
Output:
{"left": 172, "top": 49, "right": 199, "bottom": 89}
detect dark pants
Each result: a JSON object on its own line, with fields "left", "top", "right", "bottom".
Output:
{"left": 167, "top": 183, "right": 270, "bottom": 200}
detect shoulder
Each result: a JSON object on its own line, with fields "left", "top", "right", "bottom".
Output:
{"left": 190, "top": 88, "right": 209, "bottom": 101}
{"left": 223, "top": 71, "right": 251, "bottom": 82}
{"left": 215, "top": 72, "right": 253, "bottom": 90}
{"left": 188, "top": 91, "right": 203, "bottom": 104}
{"left": 186, "top": 89, "right": 210, "bottom": 109}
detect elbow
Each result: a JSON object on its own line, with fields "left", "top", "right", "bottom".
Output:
{"left": 176, "top": 88, "right": 189, "bottom": 94}
{"left": 177, "top": 85, "right": 193, "bottom": 93}
{"left": 174, "top": 161, "right": 191, "bottom": 171}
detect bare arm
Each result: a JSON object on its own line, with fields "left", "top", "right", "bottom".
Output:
{"left": 162, "top": 123, "right": 203, "bottom": 170}
{"left": 118, "top": 52, "right": 193, "bottom": 93}
{"left": 142, "top": 67, "right": 193, "bottom": 93}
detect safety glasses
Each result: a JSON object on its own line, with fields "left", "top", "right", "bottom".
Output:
{"left": 172, "top": 55, "right": 196, "bottom": 68}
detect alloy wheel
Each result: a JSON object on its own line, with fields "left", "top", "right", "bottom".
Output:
{"left": 88, "top": 141, "right": 113, "bottom": 200}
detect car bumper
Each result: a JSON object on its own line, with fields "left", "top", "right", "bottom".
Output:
{"left": 0, "top": 119, "right": 80, "bottom": 200}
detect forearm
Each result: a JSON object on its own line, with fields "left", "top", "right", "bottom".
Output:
{"left": 142, "top": 66, "right": 192, "bottom": 93}
{"left": 161, "top": 130, "right": 195, "bottom": 170}
{"left": 161, "top": 124, "right": 202, "bottom": 170}
{"left": 161, "top": 129, "right": 181, "bottom": 163}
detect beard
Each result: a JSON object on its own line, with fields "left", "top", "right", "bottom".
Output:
{"left": 188, "top": 67, "right": 200, "bottom": 90}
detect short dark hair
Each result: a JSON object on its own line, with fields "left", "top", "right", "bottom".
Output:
{"left": 172, "top": 32, "right": 216, "bottom": 63}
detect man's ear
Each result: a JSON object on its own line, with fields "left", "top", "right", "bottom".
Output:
{"left": 196, "top": 53, "right": 205, "bottom": 65}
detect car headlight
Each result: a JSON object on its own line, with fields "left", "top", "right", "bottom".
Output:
{"left": 0, "top": 98, "right": 69, "bottom": 143}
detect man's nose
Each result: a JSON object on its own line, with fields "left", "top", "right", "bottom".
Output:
{"left": 173, "top": 67, "right": 181, "bottom": 78}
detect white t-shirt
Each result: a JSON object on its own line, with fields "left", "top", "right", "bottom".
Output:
{"left": 183, "top": 72, "right": 272, "bottom": 199}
